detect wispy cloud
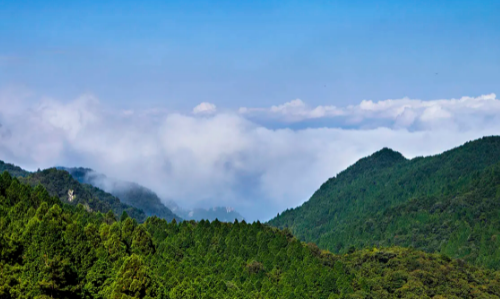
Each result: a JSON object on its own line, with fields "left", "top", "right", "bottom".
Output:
{"left": 240, "top": 94, "right": 500, "bottom": 130}
{"left": 0, "top": 91, "right": 499, "bottom": 220}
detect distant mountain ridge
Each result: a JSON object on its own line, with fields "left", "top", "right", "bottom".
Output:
{"left": 0, "top": 163, "right": 147, "bottom": 222}
{"left": 0, "top": 160, "right": 30, "bottom": 177}
{"left": 269, "top": 136, "right": 500, "bottom": 269}
{"left": 61, "top": 167, "right": 244, "bottom": 222}
{"left": 59, "top": 167, "right": 181, "bottom": 222}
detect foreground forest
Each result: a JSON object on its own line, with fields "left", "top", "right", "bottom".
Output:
{"left": 269, "top": 136, "right": 500, "bottom": 269}
{"left": 2, "top": 172, "right": 500, "bottom": 298}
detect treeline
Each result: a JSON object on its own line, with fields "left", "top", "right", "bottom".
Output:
{"left": 2, "top": 172, "right": 500, "bottom": 298}
{"left": 269, "top": 136, "right": 500, "bottom": 269}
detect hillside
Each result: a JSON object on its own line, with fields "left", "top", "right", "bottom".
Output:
{"left": 20, "top": 168, "right": 148, "bottom": 222}
{"left": 269, "top": 136, "right": 500, "bottom": 268}
{"left": 61, "top": 167, "right": 181, "bottom": 222}
{"left": 0, "top": 161, "right": 30, "bottom": 177}
{"left": 2, "top": 172, "right": 500, "bottom": 298}
{"left": 0, "top": 161, "right": 148, "bottom": 222}
{"left": 63, "top": 167, "right": 244, "bottom": 222}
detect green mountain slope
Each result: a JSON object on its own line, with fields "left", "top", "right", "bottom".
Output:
{"left": 0, "top": 160, "right": 30, "bottom": 177}
{"left": 269, "top": 136, "right": 500, "bottom": 268}
{"left": 22, "top": 168, "right": 148, "bottom": 222}
{"left": 111, "top": 181, "right": 181, "bottom": 221}
{"left": 0, "top": 161, "right": 148, "bottom": 222}
{"left": 61, "top": 167, "right": 181, "bottom": 222}
{"left": 63, "top": 166, "right": 244, "bottom": 222}
{"left": 1, "top": 172, "right": 500, "bottom": 298}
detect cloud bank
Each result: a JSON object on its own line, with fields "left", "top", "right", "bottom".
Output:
{"left": 1, "top": 91, "right": 499, "bottom": 221}
{"left": 240, "top": 94, "right": 500, "bottom": 130}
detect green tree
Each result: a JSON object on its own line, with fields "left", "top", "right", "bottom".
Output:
{"left": 111, "top": 254, "right": 156, "bottom": 299}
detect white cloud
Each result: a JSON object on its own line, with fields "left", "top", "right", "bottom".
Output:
{"left": 0, "top": 91, "right": 499, "bottom": 221}
{"left": 193, "top": 102, "right": 217, "bottom": 115}
{"left": 240, "top": 93, "right": 500, "bottom": 130}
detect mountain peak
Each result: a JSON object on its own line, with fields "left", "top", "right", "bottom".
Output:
{"left": 349, "top": 147, "right": 407, "bottom": 173}
{"left": 269, "top": 136, "right": 500, "bottom": 269}
{"left": 370, "top": 147, "right": 406, "bottom": 163}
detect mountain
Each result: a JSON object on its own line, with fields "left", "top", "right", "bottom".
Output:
{"left": 0, "top": 160, "right": 30, "bottom": 177}
{"left": 61, "top": 167, "right": 181, "bottom": 222}
{"left": 2, "top": 172, "right": 500, "bottom": 298}
{"left": 0, "top": 161, "right": 147, "bottom": 222}
{"left": 269, "top": 136, "right": 500, "bottom": 269}
{"left": 63, "top": 167, "right": 244, "bottom": 222}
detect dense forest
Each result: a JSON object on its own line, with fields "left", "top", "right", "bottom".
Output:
{"left": 2, "top": 172, "right": 500, "bottom": 298}
{"left": 269, "top": 136, "right": 500, "bottom": 269}
{"left": 61, "top": 167, "right": 180, "bottom": 222}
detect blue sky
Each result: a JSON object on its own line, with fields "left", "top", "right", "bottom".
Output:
{"left": 1, "top": 0, "right": 500, "bottom": 220}
{"left": 1, "top": 0, "right": 499, "bottom": 110}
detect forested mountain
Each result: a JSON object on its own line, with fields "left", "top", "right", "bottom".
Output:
{"left": 22, "top": 168, "right": 148, "bottom": 222}
{"left": 2, "top": 172, "right": 500, "bottom": 298}
{"left": 0, "top": 161, "right": 30, "bottom": 177}
{"left": 61, "top": 167, "right": 181, "bottom": 222}
{"left": 0, "top": 162, "right": 148, "bottom": 222}
{"left": 269, "top": 136, "right": 500, "bottom": 269}
{"left": 63, "top": 167, "right": 244, "bottom": 222}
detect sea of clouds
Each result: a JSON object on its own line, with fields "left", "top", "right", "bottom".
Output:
{"left": 1, "top": 88, "right": 499, "bottom": 220}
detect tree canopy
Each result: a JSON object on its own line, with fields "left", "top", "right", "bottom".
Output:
{"left": 269, "top": 136, "right": 500, "bottom": 269}
{"left": 2, "top": 171, "right": 500, "bottom": 298}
